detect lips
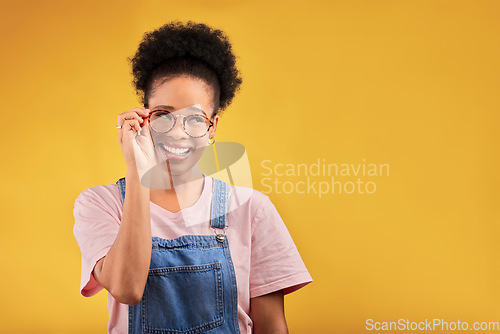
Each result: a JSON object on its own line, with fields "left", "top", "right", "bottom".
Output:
{"left": 160, "top": 143, "right": 191, "bottom": 154}
{"left": 157, "top": 143, "right": 193, "bottom": 162}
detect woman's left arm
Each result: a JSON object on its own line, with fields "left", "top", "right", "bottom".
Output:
{"left": 250, "top": 289, "right": 289, "bottom": 334}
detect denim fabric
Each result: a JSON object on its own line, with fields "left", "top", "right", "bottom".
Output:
{"left": 116, "top": 177, "right": 240, "bottom": 334}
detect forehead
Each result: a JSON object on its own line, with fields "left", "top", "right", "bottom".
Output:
{"left": 151, "top": 104, "right": 206, "bottom": 115}
{"left": 148, "top": 76, "right": 214, "bottom": 116}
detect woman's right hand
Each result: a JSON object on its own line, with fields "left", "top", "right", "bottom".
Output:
{"left": 117, "top": 107, "right": 156, "bottom": 179}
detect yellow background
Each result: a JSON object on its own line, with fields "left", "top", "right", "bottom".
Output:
{"left": 1, "top": 0, "right": 499, "bottom": 333}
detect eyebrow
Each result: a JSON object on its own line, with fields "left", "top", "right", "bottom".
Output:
{"left": 152, "top": 105, "right": 207, "bottom": 116}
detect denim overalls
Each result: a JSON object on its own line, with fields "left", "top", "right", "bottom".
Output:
{"left": 116, "top": 176, "right": 241, "bottom": 334}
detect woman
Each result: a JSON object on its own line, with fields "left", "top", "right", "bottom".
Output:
{"left": 73, "top": 20, "right": 312, "bottom": 334}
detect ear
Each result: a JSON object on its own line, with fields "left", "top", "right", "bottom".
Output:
{"left": 209, "top": 114, "right": 220, "bottom": 138}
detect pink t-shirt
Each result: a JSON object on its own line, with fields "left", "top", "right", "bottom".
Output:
{"left": 73, "top": 173, "right": 313, "bottom": 333}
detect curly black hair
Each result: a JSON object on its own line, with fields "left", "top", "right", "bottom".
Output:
{"left": 128, "top": 20, "right": 242, "bottom": 116}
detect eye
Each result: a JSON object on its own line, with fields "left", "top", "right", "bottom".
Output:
{"left": 191, "top": 115, "right": 205, "bottom": 123}
{"left": 185, "top": 115, "right": 206, "bottom": 124}
{"left": 154, "top": 111, "right": 174, "bottom": 120}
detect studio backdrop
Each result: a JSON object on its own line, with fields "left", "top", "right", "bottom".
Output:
{"left": 0, "top": 0, "right": 498, "bottom": 333}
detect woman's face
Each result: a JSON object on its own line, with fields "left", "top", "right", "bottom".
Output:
{"left": 147, "top": 75, "right": 219, "bottom": 176}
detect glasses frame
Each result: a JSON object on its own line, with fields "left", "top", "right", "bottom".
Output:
{"left": 145, "top": 109, "right": 214, "bottom": 138}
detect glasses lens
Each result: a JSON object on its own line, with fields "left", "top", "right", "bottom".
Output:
{"left": 150, "top": 111, "right": 174, "bottom": 132}
{"left": 150, "top": 112, "right": 210, "bottom": 137}
{"left": 185, "top": 115, "right": 211, "bottom": 137}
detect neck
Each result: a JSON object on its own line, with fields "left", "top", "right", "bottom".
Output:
{"left": 147, "top": 164, "right": 206, "bottom": 213}
{"left": 147, "top": 162, "right": 204, "bottom": 194}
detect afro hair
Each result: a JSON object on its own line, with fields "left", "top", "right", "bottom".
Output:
{"left": 128, "top": 20, "right": 242, "bottom": 116}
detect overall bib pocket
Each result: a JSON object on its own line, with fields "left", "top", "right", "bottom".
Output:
{"left": 142, "top": 262, "right": 224, "bottom": 334}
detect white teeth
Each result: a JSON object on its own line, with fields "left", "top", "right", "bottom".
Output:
{"left": 161, "top": 144, "right": 190, "bottom": 155}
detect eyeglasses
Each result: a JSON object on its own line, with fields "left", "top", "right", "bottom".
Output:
{"left": 146, "top": 109, "right": 214, "bottom": 138}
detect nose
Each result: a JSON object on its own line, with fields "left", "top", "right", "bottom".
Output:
{"left": 168, "top": 115, "right": 189, "bottom": 140}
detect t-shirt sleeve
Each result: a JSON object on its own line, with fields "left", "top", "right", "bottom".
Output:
{"left": 73, "top": 186, "right": 121, "bottom": 297}
{"left": 249, "top": 193, "right": 313, "bottom": 298}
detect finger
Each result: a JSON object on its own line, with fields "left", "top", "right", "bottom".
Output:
{"left": 120, "top": 119, "right": 142, "bottom": 140}
{"left": 119, "top": 119, "right": 140, "bottom": 144}
{"left": 117, "top": 113, "right": 142, "bottom": 128}
{"left": 117, "top": 108, "right": 149, "bottom": 127}
{"left": 141, "top": 118, "right": 152, "bottom": 139}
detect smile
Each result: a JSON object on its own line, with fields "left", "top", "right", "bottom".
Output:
{"left": 160, "top": 143, "right": 191, "bottom": 156}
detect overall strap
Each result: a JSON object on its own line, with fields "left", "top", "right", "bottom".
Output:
{"left": 210, "top": 178, "right": 230, "bottom": 229}
{"left": 116, "top": 177, "right": 126, "bottom": 204}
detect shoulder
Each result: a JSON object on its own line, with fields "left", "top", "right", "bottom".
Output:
{"left": 74, "top": 182, "right": 122, "bottom": 213}
{"left": 73, "top": 182, "right": 123, "bottom": 238}
{"left": 214, "top": 178, "right": 274, "bottom": 222}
